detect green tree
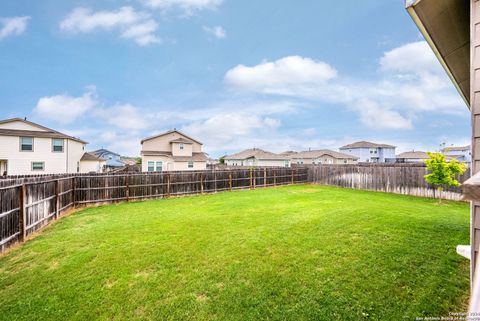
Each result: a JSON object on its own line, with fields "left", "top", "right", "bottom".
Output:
{"left": 219, "top": 156, "right": 225, "bottom": 165}
{"left": 424, "top": 152, "right": 466, "bottom": 202}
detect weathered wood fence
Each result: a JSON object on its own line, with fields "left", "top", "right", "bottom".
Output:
{"left": 307, "top": 163, "right": 470, "bottom": 200}
{"left": 0, "top": 167, "right": 308, "bottom": 252}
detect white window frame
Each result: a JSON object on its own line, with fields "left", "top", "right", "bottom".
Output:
{"left": 31, "top": 161, "right": 45, "bottom": 171}
{"left": 147, "top": 161, "right": 155, "bottom": 172}
{"left": 188, "top": 161, "right": 194, "bottom": 168}
{"left": 52, "top": 138, "right": 64, "bottom": 153}
{"left": 155, "top": 161, "right": 162, "bottom": 172}
{"left": 179, "top": 143, "right": 184, "bottom": 150}
{"left": 20, "top": 137, "right": 33, "bottom": 152}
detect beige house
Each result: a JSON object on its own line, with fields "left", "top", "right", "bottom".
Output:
{"left": 0, "top": 118, "right": 104, "bottom": 175}
{"left": 79, "top": 152, "right": 107, "bottom": 173}
{"left": 224, "top": 148, "right": 290, "bottom": 167}
{"left": 395, "top": 151, "right": 430, "bottom": 163}
{"left": 289, "top": 149, "right": 359, "bottom": 165}
{"left": 141, "top": 130, "right": 208, "bottom": 172}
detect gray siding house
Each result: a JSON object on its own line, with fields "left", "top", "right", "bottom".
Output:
{"left": 339, "top": 141, "right": 396, "bottom": 163}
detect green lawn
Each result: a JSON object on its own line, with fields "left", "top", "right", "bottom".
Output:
{"left": 0, "top": 185, "right": 470, "bottom": 321}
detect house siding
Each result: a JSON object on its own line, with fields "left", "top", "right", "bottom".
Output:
{"left": 471, "top": 0, "right": 480, "bottom": 280}
{"left": 340, "top": 147, "right": 395, "bottom": 163}
{"left": 0, "top": 135, "right": 86, "bottom": 175}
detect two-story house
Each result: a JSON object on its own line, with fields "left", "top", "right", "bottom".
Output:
{"left": 0, "top": 118, "right": 105, "bottom": 175}
{"left": 140, "top": 129, "right": 208, "bottom": 172}
{"left": 224, "top": 148, "right": 290, "bottom": 167}
{"left": 339, "top": 141, "right": 396, "bottom": 163}
{"left": 91, "top": 149, "right": 125, "bottom": 168}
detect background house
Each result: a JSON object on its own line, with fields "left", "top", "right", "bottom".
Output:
{"left": 91, "top": 149, "right": 125, "bottom": 169}
{"left": 395, "top": 151, "right": 430, "bottom": 163}
{"left": 290, "top": 149, "right": 359, "bottom": 165}
{"left": 141, "top": 130, "right": 207, "bottom": 172}
{"left": 339, "top": 141, "right": 396, "bottom": 163}
{"left": 79, "top": 152, "right": 107, "bottom": 173}
{"left": 0, "top": 118, "right": 102, "bottom": 175}
{"left": 224, "top": 148, "right": 290, "bottom": 167}
{"left": 442, "top": 145, "right": 471, "bottom": 163}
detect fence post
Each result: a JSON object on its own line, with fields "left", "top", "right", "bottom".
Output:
{"left": 18, "top": 184, "right": 26, "bottom": 242}
{"left": 264, "top": 168, "right": 267, "bottom": 187}
{"left": 200, "top": 174, "right": 204, "bottom": 194}
{"left": 125, "top": 174, "right": 130, "bottom": 202}
{"left": 167, "top": 174, "right": 170, "bottom": 198}
{"left": 229, "top": 173, "right": 232, "bottom": 191}
{"left": 72, "top": 177, "right": 76, "bottom": 207}
{"left": 291, "top": 169, "right": 294, "bottom": 184}
{"left": 274, "top": 169, "right": 276, "bottom": 186}
{"left": 250, "top": 168, "right": 253, "bottom": 189}
{"left": 55, "top": 179, "right": 59, "bottom": 219}
{"left": 214, "top": 170, "right": 217, "bottom": 193}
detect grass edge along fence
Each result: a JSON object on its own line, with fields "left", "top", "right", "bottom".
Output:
{"left": 306, "top": 163, "right": 470, "bottom": 201}
{"left": 0, "top": 167, "right": 308, "bottom": 252}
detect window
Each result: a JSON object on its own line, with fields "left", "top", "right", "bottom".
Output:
{"left": 77, "top": 162, "right": 80, "bottom": 173}
{"left": 31, "top": 162, "right": 45, "bottom": 171}
{"left": 188, "top": 161, "right": 194, "bottom": 168}
{"left": 20, "top": 137, "right": 33, "bottom": 151}
{"left": 148, "top": 161, "right": 155, "bottom": 172}
{"left": 284, "top": 160, "right": 289, "bottom": 167}
{"left": 156, "top": 161, "right": 162, "bottom": 172}
{"left": 179, "top": 143, "right": 184, "bottom": 150}
{"left": 52, "top": 139, "right": 64, "bottom": 152}
{"left": 344, "top": 160, "right": 347, "bottom": 164}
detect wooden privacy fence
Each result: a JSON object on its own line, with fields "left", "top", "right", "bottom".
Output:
{"left": 0, "top": 167, "right": 308, "bottom": 252}
{"left": 307, "top": 163, "right": 470, "bottom": 200}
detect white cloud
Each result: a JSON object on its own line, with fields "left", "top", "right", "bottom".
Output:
{"left": 94, "top": 104, "right": 148, "bottom": 130}
{"left": 140, "top": 0, "right": 223, "bottom": 14}
{"left": 225, "top": 56, "right": 337, "bottom": 92}
{"left": 34, "top": 87, "right": 97, "bottom": 124}
{"left": 224, "top": 41, "right": 466, "bottom": 130}
{"left": 60, "top": 7, "right": 160, "bottom": 46}
{"left": 203, "top": 25, "right": 226, "bottom": 39}
{"left": 0, "top": 16, "right": 30, "bottom": 40}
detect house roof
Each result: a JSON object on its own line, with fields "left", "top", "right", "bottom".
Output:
{"left": 81, "top": 152, "right": 106, "bottom": 162}
{"left": 340, "top": 141, "right": 396, "bottom": 149}
{"left": 170, "top": 137, "right": 194, "bottom": 144}
{"left": 91, "top": 148, "right": 121, "bottom": 157}
{"left": 290, "top": 149, "right": 359, "bottom": 160}
{"left": 0, "top": 118, "right": 88, "bottom": 144}
{"left": 279, "top": 151, "right": 298, "bottom": 156}
{"left": 406, "top": 0, "right": 470, "bottom": 106}
{"left": 396, "top": 151, "right": 430, "bottom": 159}
{"left": 442, "top": 145, "right": 470, "bottom": 152}
{"left": 141, "top": 129, "right": 202, "bottom": 145}
{"left": 140, "top": 151, "right": 208, "bottom": 161}
{"left": 224, "top": 148, "right": 288, "bottom": 160}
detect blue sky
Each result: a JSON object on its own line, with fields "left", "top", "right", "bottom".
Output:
{"left": 0, "top": 0, "right": 471, "bottom": 157}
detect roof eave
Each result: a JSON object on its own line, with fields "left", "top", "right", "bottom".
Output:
{"left": 406, "top": 0, "right": 470, "bottom": 108}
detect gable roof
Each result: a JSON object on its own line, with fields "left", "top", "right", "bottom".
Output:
{"left": 340, "top": 141, "right": 396, "bottom": 149}
{"left": 0, "top": 118, "right": 88, "bottom": 144}
{"left": 442, "top": 145, "right": 470, "bottom": 152}
{"left": 290, "top": 149, "right": 359, "bottom": 160}
{"left": 81, "top": 152, "right": 106, "bottom": 162}
{"left": 141, "top": 129, "right": 202, "bottom": 145}
{"left": 406, "top": 0, "right": 470, "bottom": 107}
{"left": 224, "top": 148, "right": 287, "bottom": 161}
{"left": 396, "top": 151, "right": 429, "bottom": 159}
{"left": 170, "top": 137, "right": 194, "bottom": 144}
{"left": 91, "top": 148, "right": 121, "bottom": 157}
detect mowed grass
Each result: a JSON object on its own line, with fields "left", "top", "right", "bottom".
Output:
{"left": 0, "top": 185, "right": 470, "bottom": 321}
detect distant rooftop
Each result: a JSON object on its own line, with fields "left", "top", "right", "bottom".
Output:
{"left": 340, "top": 141, "right": 396, "bottom": 149}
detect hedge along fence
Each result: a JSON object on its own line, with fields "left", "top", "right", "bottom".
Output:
{"left": 0, "top": 167, "right": 308, "bottom": 252}
{"left": 306, "top": 163, "right": 470, "bottom": 201}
